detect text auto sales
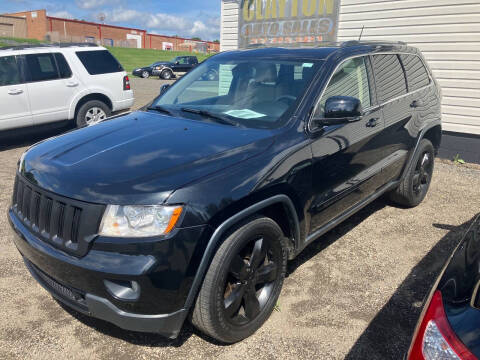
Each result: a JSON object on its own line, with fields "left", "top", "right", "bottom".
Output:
{"left": 241, "top": 0, "right": 337, "bottom": 44}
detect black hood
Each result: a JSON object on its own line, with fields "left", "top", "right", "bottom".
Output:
{"left": 20, "top": 111, "right": 275, "bottom": 204}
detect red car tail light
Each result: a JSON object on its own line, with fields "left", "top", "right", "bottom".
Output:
{"left": 123, "top": 75, "right": 131, "bottom": 91}
{"left": 408, "top": 291, "right": 477, "bottom": 360}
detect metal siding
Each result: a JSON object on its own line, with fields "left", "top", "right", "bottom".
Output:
{"left": 337, "top": 0, "right": 480, "bottom": 135}
{"left": 221, "top": 0, "right": 239, "bottom": 51}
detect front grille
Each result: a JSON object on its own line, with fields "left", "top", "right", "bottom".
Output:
{"left": 12, "top": 175, "right": 105, "bottom": 257}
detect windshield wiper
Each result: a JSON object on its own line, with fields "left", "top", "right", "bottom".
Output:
{"left": 180, "top": 107, "right": 241, "bottom": 127}
{"left": 147, "top": 105, "right": 173, "bottom": 115}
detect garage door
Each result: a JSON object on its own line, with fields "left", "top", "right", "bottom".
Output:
{"left": 337, "top": 0, "right": 480, "bottom": 135}
{"left": 0, "top": 23, "right": 13, "bottom": 38}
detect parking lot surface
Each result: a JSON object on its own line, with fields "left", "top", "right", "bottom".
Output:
{"left": 1, "top": 78, "right": 479, "bottom": 359}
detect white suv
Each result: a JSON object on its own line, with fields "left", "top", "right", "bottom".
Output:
{"left": 0, "top": 43, "right": 134, "bottom": 131}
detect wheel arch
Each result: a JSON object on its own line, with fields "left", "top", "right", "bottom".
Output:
{"left": 72, "top": 93, "right": 113, "bottom": 120}
{"left": 183, "top": 194, "right": 300, "bottom": 312}
{"left": 401, "top": 121, "right": 442, "bottom": 181}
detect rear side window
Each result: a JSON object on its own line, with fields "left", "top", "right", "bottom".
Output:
{"left": 399, "top": 54, "right": 430, "bottom": 92}
{"left": 0, "top": 56, "right": 21, "bottom": 86}
{"left": 54, "top": 53, "right": 72, "bottom": 79}
{"left": 372, "top": 54, "right": 407, "bottom": 103}
{"left": 76, "top": 50, "right": 123, "bottom": 75}
{"left": 25, "top": 53, "right": 59, "bottom": 82}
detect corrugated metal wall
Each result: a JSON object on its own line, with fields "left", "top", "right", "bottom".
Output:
{"left": 220, "top": 0, "right": 480, "bottom": 135}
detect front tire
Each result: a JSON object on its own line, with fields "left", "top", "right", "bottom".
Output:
{"left": 389, "top": 138, "right": 435, "bottom": 207}
{"left": 192, "top": 217, "right": 287, "bottom": 343}
{"left": 75, "top": 100, "right": 111, "bottom": 128}
{"left": 141, "top": 70, "right": 150, "bottom": 79}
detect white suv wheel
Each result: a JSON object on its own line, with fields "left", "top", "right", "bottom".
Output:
{"left": 85, "top": 107, "right": 107, "bottom": 125}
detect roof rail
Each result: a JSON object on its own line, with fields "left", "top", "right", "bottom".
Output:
{"left": 341, "top": 40, "right": 407, "bottom": 47}
{"left": 0, "top": 42, "right": 99, "bottom": 51}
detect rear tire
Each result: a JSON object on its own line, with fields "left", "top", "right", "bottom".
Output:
{"left": 192, "top": 217, "right": 287, "bottom": 343}
{"left": 389, "top": 138, "right": 435, "bottom": 207}
{"left": 75, "top": 100, "right": 111, "bottom": 128}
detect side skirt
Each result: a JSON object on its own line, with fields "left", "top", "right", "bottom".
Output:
{"left": 297, "top": 179, "right": 400, "bottom": 254}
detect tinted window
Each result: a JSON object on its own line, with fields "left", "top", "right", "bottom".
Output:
{"left": 76, "top": 50, "right": 123, "bottom": 75}
{"left": 177, "top": 57, "right": 189, "bottom": 64}
{"left": 372, "top": 54, "right": 407, "bottom": 103}
{"left": 25, "top": 53, "right": 59, "bottom": 82}
{"left": 400, "top": 54, "right": 430, "bottom": 92}
{"left": 0, "top": 56, "right": 21, "bottom": 86}
{"left": 320, "top": 57, "right": 371, "bottom": 111}
{"left": 54, "top": 53, "right": 72, "bottom": 79}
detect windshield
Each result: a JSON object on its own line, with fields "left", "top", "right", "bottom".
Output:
{"left": 152, "top": 56, "right": 323, "bottom": 129}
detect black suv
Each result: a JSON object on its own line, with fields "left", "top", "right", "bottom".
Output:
{"left": 9, "top": 41, "right": 442, "bottom": 344}
{"left": 133, "top": 56, "right": 198, "bottom": 80}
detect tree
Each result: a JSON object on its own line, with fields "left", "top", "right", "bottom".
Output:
{"left": 191, "top": 37, "right": 202, "bottom": 41}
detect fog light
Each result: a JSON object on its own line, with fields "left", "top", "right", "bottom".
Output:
{"left": 104, "top": 279, "right": 140, "bottom": 301}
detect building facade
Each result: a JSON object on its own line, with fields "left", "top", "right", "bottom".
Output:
{"left": 3, "top": 9, "right": 220, "bottom": 53}
{"left": 221, "top": 0, "right": 480, "bottom": 137}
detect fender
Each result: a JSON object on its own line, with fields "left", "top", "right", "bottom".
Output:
{"left": 400, "top": 120, "right": 442, "bottom": 181}
{"left": 183, "top": 194, "right": 300, "bottom": 310}
{"left": 154, "top": 66, "right": 174, "bottom": 77}
{"left": 67, "top": 88, "right": 115, "bottom": 119}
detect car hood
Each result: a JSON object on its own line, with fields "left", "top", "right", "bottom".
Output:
{"left": 20, "top": 111, "right": 275, "bottom": 204}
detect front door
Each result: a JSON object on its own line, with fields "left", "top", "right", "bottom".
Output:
{"left": 0, "top": 55, "right": 32, "bottom": 131}
{"left": 308, "top": 56, "right": 386, "bottom": 235}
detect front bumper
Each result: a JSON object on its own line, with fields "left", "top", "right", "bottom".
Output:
{"left": 8, "top": 208, "right": 209, "bottom": 338}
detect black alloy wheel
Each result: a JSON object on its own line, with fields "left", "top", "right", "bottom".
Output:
{"left": 192, "top": 217, "right": 287, "bottom": 343}
{"left": 412, "top": 151, "right": 433, "bottom": 197}
{"left": 223, "top": 236, "right": 278, "bottom": 326}
{"left": 389, "top": 138, "right": 435, "bottom": 207}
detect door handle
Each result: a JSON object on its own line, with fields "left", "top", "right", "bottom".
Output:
{"left": 8, "top": 89, "right": 23, "bottom": 95}
{"left": 410, "top": 100, "right": 424, "bottom": 108}
{"left": 66, "top": 81, "right": 79, "bottom": 87}
{"left": 366, "top": 118, "right": 379, "bottom": 128}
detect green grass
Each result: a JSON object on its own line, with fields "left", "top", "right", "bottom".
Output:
{"left": 0, "top": 37, "right": 212, "bottom": 74}
{"left": 107, "top": 47, "right": 212, "bottom": 73}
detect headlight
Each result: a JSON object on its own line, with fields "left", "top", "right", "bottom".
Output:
{"left": 99, "top": 205, "right": 183, "bottom": 237}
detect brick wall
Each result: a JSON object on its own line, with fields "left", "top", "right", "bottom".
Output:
{"left": 2, "top": 9, "right": 220, "bottom": 52}
{"left": 6, "top": 9, "right": 47, "bottom": 40}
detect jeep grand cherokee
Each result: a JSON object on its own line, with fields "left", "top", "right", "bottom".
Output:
{"left": 8, "top": 41, "right": 442, "bottom": 343}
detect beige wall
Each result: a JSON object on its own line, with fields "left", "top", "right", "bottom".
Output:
{"left": 0, "top": 15, "right": 27, "bottom": 38}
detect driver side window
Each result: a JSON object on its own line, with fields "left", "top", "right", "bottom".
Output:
{"left": 319, "top": 57, "right": 371, "bottom": 114}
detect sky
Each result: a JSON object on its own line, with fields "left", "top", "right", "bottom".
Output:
{"left": 2, "top": 0, "right": 221, "bottom": 40}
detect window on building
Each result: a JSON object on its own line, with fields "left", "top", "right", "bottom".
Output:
{"left": 0, "top": 56, "right": 21, "bottom": 86}
{"left": 372, "top": 54, "right": 407, "bottom": 103}
{"left": 25, "top": 53, "right": 59, "bottom": 82}
{"left": 103, "top": 38, "right": 114, "bottom": 47}
{"left": 399, "top": 54, "right": 430, "bottom": 92}
{"left": 76, "top": 50, "right": 124, "bottom": 75}
{"left": 54, "top": 53, "right": 72, "bottom": 79}
{"left": 85, "top": 36, "right": 95, "bottom": 43}
{"left": 319, "top": 57, "right": 371, "bottom": 112}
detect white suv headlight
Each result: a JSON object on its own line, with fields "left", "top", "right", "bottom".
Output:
{"left": 99, "top": 205, "right": 183, "bottom": 237}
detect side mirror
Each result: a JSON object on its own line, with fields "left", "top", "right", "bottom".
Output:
{"left": 312, "top": 96, "right": 363, "bottom": 127}
{"left": 175, "top": 61, "right": 180, "bottom": 65}
{"left": 160, "top": 84, "right": 170, "bottom": 95}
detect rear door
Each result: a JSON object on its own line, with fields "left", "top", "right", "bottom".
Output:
{"left": 308, "top": 56, "right": 386, "bottom": 234}
{"left": 24, "top": 52, "right": 79, "bottom": 125}
{"left": 371, "top": 54, "right": 416, "bottom": 182}
{"left": 0, "top": 55, "right": 32, "bottom": 130}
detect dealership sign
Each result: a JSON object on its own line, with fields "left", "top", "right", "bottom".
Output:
{"left": 238, "top": 0, "right": 340, "bottom": 48}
